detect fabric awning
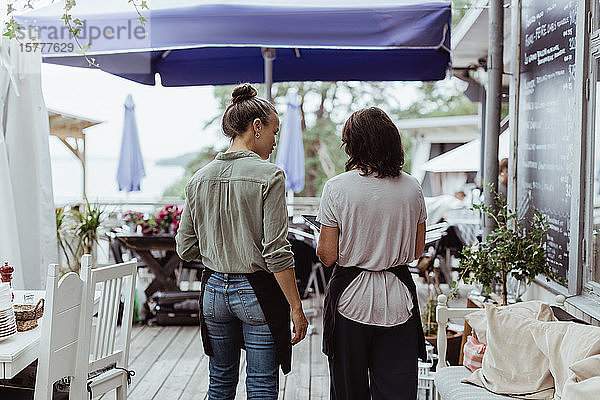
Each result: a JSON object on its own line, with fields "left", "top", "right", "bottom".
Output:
{"left": 15, "top": 0, "right": 452, "bottom": 86}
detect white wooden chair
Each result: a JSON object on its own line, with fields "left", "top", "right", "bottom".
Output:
{"left": 70, "top": 255, "right": 137, "bottom": 400}
{"left": 34, "top": 264, "right": 85, "bottom": 400}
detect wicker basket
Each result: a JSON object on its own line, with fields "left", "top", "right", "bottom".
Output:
{"left": 14, "top": 298, "right": 44, "bottom": 332}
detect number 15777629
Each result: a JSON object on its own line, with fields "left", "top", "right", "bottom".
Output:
{"left": 19, "top": 42, "right": 75, "bottom": 53}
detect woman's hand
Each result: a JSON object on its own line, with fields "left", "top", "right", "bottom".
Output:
{"left": 291, "top": 307, "right": 308, "bottom": 345}
{"left": 273, "top": 268, "right": 309, "bottom": 344}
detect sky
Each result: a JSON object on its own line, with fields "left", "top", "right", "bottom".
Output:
{"left": 31, "top": 0, "right": 435, "bottom": 171}
{"left": 32, "top": 0, "right": 438, "bottom": 202}
{"left": 42, "top": 63, "right": 228, "bottom": 162}
{"left": 41, "top": 63, "right": 234, "bottom": 203}
{"left": 40, "top": 61, "right": 433, "bottom": 203}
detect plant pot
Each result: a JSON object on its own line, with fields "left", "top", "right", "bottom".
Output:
{"left": 425, "top": 329, "right": 463, "bottom": 366}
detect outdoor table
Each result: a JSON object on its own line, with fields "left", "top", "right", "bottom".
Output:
{"left": 0, "top": 290, "right": 44, "bottom": 379}
{"left": 115, "top": 233, "right": 182, "bottom": 297}
{"left": 0, "top": 290, "right": 102, "bottom": 380}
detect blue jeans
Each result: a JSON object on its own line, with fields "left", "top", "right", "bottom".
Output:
{"left": 203, "top": 272, "right": 279, "bottom": 400}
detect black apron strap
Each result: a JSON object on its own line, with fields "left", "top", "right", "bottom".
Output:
{"left": 199, "top": 268, "right": 214, "bottom": 356}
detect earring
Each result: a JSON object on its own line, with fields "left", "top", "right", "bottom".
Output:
{"left": 255, "top": 133, "right": 260, "bottom": 138}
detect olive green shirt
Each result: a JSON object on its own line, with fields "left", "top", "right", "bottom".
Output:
{"left": 175, "top": 150, "right": 295, "bottom": 274}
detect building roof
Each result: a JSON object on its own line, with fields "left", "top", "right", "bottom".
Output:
{"left": 452, "top": 0, "right": 512, "bottom": 80}
{"left": 396, "top": 114, "right": 479, "bottom": 143}
{"left": 48, "top": 109, "right": 103, "bottom": 139}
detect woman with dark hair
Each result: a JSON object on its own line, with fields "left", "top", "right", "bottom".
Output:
{"left": 316, "top": 107, "right": 427, "bottom": 400}
{"left": 176, "top": 84, "right": 308, "bottom": 400}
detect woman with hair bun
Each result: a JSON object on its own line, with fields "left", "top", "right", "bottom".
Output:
{"left": 176, "top": 83, "right": 308, "bottom": 400}
{"left": 316, "top": 107, "right": 427, "bottom": 400}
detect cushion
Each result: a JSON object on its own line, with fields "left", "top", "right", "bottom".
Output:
{"left": 465, "top": 300, "right": 555, "bottom": 344}
{"left": 562, "top": 355, "right": 600, "bottom": 400}
{"left": 562, "top": 376, "right": 600, "bottom": 400}
{"left": 434, "top": 366, "right": 513, "bottom": 400}
{"left": 461, "top": 304, "right": 555, "bottom": 399}
{"left": 528, "top": 321, "right": 600, "bottom": 399}
{"left": 569, "top": 353, "right": 600, "bottom": 381}
{"left": 563, "top": 356, "right": 600, "bottom": 400}
{"left": 463, "top": 335, "right": 486, "bottom": 372}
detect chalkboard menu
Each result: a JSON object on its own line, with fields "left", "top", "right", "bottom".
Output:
{"left": 517, "top": 0, "right": 577, "bottom": 282}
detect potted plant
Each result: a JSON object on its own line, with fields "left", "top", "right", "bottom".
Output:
{"left": 55, "top": 200, "right": 104, "bottom": 273}
{"left": 72, "top": 200, "right": 103, "bottom": 258}
{"left": 139, "top": 216, "right": 159, "bottom": 235}
{"left": 56, "top": 207, "right": 75, "bottom": 271}
{"left": 123, "top": 210, "right": 145, "bottom": 231}
{"left": 454, "top": 193, "right": 564, "bottom": 305}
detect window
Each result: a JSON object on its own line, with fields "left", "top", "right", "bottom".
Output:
{"left": 586, "top": 1, "right": 600, "bottom": 294}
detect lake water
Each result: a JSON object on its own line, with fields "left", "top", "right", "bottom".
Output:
{"left": 52, "top": 155, "right": 185, "bottom": 204}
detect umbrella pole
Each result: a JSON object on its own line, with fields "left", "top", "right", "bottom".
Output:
{"left": 287, "top": 189, "right": 294, "bottom": 218}
{"left": 262, "top": 48, "right": 276, "bottom": 103}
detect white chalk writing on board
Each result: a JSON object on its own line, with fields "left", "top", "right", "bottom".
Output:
{"left": 517, "top": 0, "right": 575, "bottom": 282}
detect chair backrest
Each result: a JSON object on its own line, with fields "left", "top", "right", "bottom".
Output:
{"left": 77, "top": 255, "right": 137, "bottom": 376}
{"left": 34, "top": 264, "right": 85, "bottom": 400}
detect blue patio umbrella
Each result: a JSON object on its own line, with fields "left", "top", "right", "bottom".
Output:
{"left": 117, "top": 94, "right": 146, "bottom": 191}
{"left": 15, "top": 1, "right": 452, "bottom": 86}
{"left": 276, "top": 90, "right": 305, "bottom": 193}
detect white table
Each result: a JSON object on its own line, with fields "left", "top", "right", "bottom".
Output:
{"left": 0, "top": 290, "right": 102, "bottom": 379}
{"left": 0, "top": 290, "right": 44, "bottom": 379}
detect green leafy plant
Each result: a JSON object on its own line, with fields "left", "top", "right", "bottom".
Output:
{"left": 454, "top": 192, "right": 564, "bottom": 305}
{"left": 4, "top": 0, "right": 148, "bottom": 66}
{"left": 56, "top": 200, "right": 104, "bottom": 273}
{"left": 56, "top": 207, "right": 76, "bottom": 271}
{"left": 71, "top": 200, "right": 104, "bottom": 258}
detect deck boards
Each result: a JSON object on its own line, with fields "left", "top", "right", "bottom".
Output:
{"left": 98, "top": 297, "right": 328, "bottom": 399}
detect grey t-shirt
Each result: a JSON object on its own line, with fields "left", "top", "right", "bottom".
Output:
{"left": 317, "top": 170, "right": 427, "bottom": 326}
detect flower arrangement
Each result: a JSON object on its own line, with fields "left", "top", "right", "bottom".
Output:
{"left": 139, "top": 218, "right": 159, "bottom": 235}
{"left": 154, "top": 205, "right": 183, "bottom": 233}
{"left": 123, "top": 211, "right": 145, "bottom": 227}
{"left": 124, "top": 205, "right": 183, "bottom": 235}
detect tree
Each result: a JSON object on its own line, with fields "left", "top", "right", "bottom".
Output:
{"left": 6, "top": 0, "right": 149, "bottom": 66}
{"left": 392, "top": 81, "right": 478, "bottom": 120}
{"left": 163, "top": 146, "right": 223, "bottom": 198}
{"left": 452, "top": 0, "right": 473, "bottom": 27}
{"left": 164, "top": 77, "right": 478, "bottom": 198}
{"left": 163, "top": 0, "right": 477, "bottom": 198}
{"left": 165, "top": 81, "right": 417, "bottom": 198}
{"left": 456, "top": 193, "right": 564, "bottom": 305}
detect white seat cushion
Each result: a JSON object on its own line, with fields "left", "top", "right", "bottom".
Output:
{"left": 434, "top": 367, "right": 513, "bottom": 400}
{"left": 529, "top": 321, "right": 600, "bottom": 398}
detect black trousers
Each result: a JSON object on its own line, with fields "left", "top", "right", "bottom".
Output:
{"left": 329, "top": 312, "right": 418, "bottom": 400}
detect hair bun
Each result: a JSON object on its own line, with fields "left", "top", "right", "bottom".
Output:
{"left": 231, "top": 83, "right": 257, "bottom": 104}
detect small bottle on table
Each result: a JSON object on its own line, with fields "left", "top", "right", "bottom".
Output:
{"left": 0, "top": 262, "right": 14, "bottom": 301}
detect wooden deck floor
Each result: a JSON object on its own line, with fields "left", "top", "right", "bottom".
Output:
{"left": 100, "top": 296, "right": 328, "bottom": 400}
